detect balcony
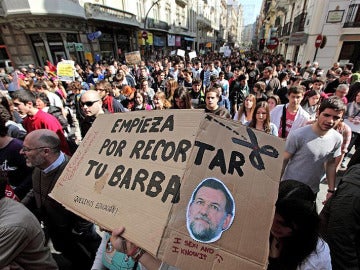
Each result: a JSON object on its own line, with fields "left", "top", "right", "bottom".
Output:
{"left": 292, "top": 12, "right": 306, "bottom": 33}
{"left": 0, "top": 0, "right": 85, "bottom": 18}
{"left": 84, "top": 3, "right": 139, "bottom": 27}
{"left": 197, "top": 14, "right": 211, "bottom": 29}
{"left": 175, "top": 0, "right": 187, "bottom": 8}
{"left": 282, "top": 22, "right": 292, "bottom": 36}
{"left": 344, "top": 4, "right": 360, "bottom": 28}
{"left": 147, "top": 18, "right": 170, "bottom": 31}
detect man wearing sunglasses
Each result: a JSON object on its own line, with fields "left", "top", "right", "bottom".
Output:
{"left": 80, "top": 90, "right": 105, "bottom": 137}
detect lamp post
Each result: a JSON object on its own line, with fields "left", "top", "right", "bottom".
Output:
{"left": 144, "top": 0, "right": 161, "bottom": 30}
{"left": 142, "top": 0, "right": 161, "bottom": 59}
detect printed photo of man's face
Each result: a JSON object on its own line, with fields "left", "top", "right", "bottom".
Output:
{"left": 186, "top": 178, "right": 235, "bottom": 243}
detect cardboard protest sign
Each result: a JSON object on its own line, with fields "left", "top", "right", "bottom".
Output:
{"left": 177, "top": 49, "right": 185, "bottom": 57}
{"left": 344, "top": 118, "right": 360, "bottom": 133}
{"left": 158, "top": 114, "right": 284, "bottom": 269}
{"left": 188, "top": 51, "right": 197, "bottom": 61}
{"left": 125, "top": 51, "right": 141, "bottom": 66}
{"left": 57, "top": 60, "right": 75, "bottom": 81}
{"left": 50, "top": 110, "right": 285, "bottom": 269}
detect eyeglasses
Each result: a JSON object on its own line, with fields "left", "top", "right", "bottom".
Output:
{"left": 21, "top": 146, "right": 56, "bottom": 152}
{"left": 80, "top": 100, "right": 99, "bottom": 107}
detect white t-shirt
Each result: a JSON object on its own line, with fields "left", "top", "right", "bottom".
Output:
{"left": 297, "top": 238, "right": 332, "bottom": 270}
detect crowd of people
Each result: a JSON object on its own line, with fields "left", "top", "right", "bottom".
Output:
{"left": 1, "top": 49, "right": 360, "bottom": 269}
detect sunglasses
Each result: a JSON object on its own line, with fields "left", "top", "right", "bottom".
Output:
{"left": 81, "top": 100, "right": 99, "bottom": 107}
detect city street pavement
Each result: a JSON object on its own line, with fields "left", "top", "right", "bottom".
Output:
{"left": 317, "top": 150, "right": 354, "bottom": 212}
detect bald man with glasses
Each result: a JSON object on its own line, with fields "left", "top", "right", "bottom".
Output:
{"left": 21, "top": 129, "right": 101, "bottom": 270}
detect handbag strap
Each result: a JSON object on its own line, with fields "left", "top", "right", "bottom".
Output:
{"left": 281, "top": 105, "right": 287, "bottom": 138}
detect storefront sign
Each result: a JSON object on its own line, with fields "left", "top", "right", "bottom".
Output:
{"left": 168, "top": 35, "right": 175, "bottom": 46}
{"left": 175, "top": 36, "right": 181, "bottom": 47}
{"left": 138, "top": 31, "right": 153, "bottom": 46}
{"left": 289, "top": 32, "right": 308, "bottom": 46}
{"left": 326, "top": 10, "right": 345, "bottom": 23}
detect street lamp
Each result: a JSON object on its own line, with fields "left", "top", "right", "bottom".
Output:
{"left": 144, "top": 0, "right": 161, "bottom": 30}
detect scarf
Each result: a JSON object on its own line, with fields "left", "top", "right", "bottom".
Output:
{"left": 103, "top": 95, "right": 114, "bottom": 113}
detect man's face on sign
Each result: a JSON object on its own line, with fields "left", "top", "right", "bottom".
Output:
{"left": 188, "top": 186, "right": 232, "bottom": 242}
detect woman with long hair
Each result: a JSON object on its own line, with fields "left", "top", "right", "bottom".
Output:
{"left": 301, "top": 89, "right": 321, "bottom": 120}
{"left": 248, "top": 101, "right": 278, "bottom": 136}
{"left": 53, "top": 77, "right": 67, "bottom": 104}
{"left": 266, "top": 95, "right": 280, "bottom": 112}
{"left": 165, "top": 78, "right": 178, "bottom": 104}
{"left": 153, "top": 91, "right": 171, "bottom": 110}
{"left": 133, "top": 89, "right": 152, "bottom": 111}
{"left": 233, "top": 94, "right": 256, "bottom": 125}
{"left": 268, "top": 180, "right": 331, "bottom": 270}
{"left": 172, "top": 86, "right": 192, "bottom": 109}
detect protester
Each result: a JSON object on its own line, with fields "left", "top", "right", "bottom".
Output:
{"left": 259, "top": 66, "right": 280, "bottom": 96}
{"left": 204, "top": 87, "right": 231, "bottom": 119}
{"left": 233, "top": 94, "right": 256, "bottom": 125}
{"left": 253, "top": 81, "right": 267, "bottom": 102}
{"left": 281, "top": 97, "right": 345, "bottom": 202}
{"left": 11, "top": 90, "right": 71, "bottom": 155}
{"left": 153, "top": 91, "right": 171, "bottom": 110}
{"left": 189, "top": 78, "right": 205, "bottom": 109}
{"left": 95, "top": 80, "right": 126, "bottom": 113}
{"left": 269, "top": 180, "right": 331, "bottom": 270}
{"left": 80, "top": 90, "right": 105, "bottom": 137}
{"left": 0, "top": 115, "right": 32, "bottom": 200}
{"left": 229, "top": 74, "right": 249, "bottom": 116}
{"left": 0, "top": 178, "right": 58, "bottom": 269}
{"left": 21, "top": 129, "right": 101, "bottom": 270}
{"left": 133, "top": 89, "right": 152, "bottom": 111}
{"left": 34, "top": 81, "right": 64, "bottom": 109}
{"left": 120, "top": 85, "right": 136, "bottom": 111}
{"left": 0, "top": 103, "right": 26, "bottom": 139}
{"left": 165, "top": 78, "right": 178, "bottom": 104}
{"left": 324, "top": 70, "right": 351, "bottom": 94}
{"left": 300, "top": 89, "right": 321, "bottom": 120}
{"left": 172, "top": 86, "right": 192, "bottom": 109}
{"left": 320, "top": 163, "right": 360, "bottom": 269}
{"left": 270, "top": 85, "right": 310, "bottom": 138}
{"left": 266, "top": 95, "right": 280, "bottom": 112}
{"left": 248, "top": 101, "right": 278, "bottom": 136}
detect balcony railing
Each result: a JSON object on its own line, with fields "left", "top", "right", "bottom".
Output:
{"left": 344, "top": 4, "right": 360, "bottom": 28}
{"left": 292, "top": 12, "right": 306, "bottom": 33}
{"left": 147, "top": 18, "right": 170, "bottom": 31}
{"left": 197, "top": 14, "right": 211, "bottom": 29}
{"left": 175, "top": 0, "right": 187, "bottom": 8}
{"left": 282, "top": 22, "right": 292, "bottom": 36}
{"left": 84, "top": 3, "right": 139, "bottom": 27}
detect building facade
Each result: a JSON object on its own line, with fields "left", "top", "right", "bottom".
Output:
{"left": 0, "top": 0, "right": 245, "bottom": 67}
{"left": 258, "top": 0, "right": 360, "bottom": 71}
